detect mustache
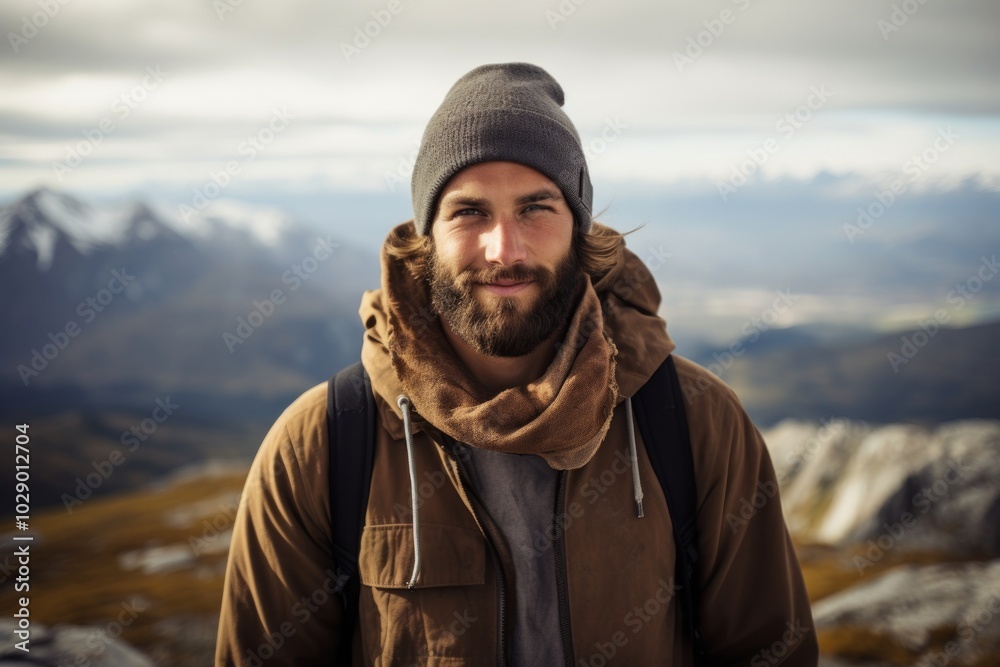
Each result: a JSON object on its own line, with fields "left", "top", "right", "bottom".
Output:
{"left": 455, "top": 264, "right": 550, "bottom": 287}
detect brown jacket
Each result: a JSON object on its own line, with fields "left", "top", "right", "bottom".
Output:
{"left": 216, "top": 225, "right": 818, "bottom": 666}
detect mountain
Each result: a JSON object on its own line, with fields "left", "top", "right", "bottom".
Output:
{"left": 0, "top": 188, "right": 380, "bottom": 512}
{"left": 684, "top": 320, "right": 1000, "bottom": 427}
{"left": 0, "top": 188, "right": 377, "bottom": 399}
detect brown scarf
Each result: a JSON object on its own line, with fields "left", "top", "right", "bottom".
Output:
{"left": 381, "top": 223, "right": 619, "bottom": 470}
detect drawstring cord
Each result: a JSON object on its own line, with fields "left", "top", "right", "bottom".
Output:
{"left": 397, "top": 395, "right": 422, "bottom": 588}
{"left": 625, "top": 397, "right": 645, "bottom": 518}
{"left": 397, "top": 393, "right": 643, "bottom": 588}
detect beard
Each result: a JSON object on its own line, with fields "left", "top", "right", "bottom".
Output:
{"left": 429, "top": 246, "right": 583, "bottom": 358}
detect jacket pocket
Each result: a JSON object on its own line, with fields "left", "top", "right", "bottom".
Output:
{"left": 358, "top": 523, "right": 494, "bottom": 665}
{"left": 359, "top": 522, "right": 485, "bottom": 588}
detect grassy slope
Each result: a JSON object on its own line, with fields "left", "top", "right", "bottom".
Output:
{"left": 0, "top": 471, "right": 248, "bottom": 664}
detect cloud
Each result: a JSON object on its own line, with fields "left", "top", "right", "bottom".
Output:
{"left": 1, "top": 0, "right": 998, "bottom": 195}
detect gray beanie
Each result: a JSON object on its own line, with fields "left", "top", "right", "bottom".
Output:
{"left": 411, "top": 62, "right": 593, "bottom": 236}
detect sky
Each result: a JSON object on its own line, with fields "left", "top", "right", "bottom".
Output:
{"left": 1, "top": 0, "right": 999, "bottom": 343}
{"left": 2, "top": 0, "right": 998, "bottom": 197}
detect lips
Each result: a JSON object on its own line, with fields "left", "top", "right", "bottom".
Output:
{"left": 477, "top": 279, "right": 534, "bottom": 296}
{"left": 463, "top": 265, "right": 542, "bottom": 298}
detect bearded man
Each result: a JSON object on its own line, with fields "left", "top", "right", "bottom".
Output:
{"left": 216, "top": 62, "right": 818, "bottom": 666}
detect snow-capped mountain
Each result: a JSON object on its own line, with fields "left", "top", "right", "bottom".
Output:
{"left": 0, "top": 189, "right": 128, "bottom": 267}
{"left": 0, "top": 187, "right": 378, "bottom": 413}
{"left": 0, "top": 187, "right": 303, "bottom": 269}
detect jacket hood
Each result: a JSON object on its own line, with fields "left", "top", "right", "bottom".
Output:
{"left": 359, "top": 221, "right": 674, "bottom": 469}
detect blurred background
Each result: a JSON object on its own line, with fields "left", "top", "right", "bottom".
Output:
{"left": 1, "top": 0, "right": 998, "bottom": 664}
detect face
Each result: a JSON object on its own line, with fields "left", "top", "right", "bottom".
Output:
{"left": 429, "top": 161, "right": 581, "bottom": 357}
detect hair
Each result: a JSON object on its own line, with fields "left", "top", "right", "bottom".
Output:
{"left": 386, "top": 216, "right": 632, "bottom": 284}
{"left": 385, "top": 225, "right": 433, "bottom": 281}
{"left": 575, "top": 219, "right": 632, "bottom": 282}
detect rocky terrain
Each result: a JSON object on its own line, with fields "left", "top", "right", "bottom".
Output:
{"left": 767, "top": 418, "right": 1000, "bottom": 665}
{"left": 0, "top": 621, "right": 156, "bottom": 667}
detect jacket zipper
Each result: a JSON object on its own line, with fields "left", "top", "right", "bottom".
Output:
{"left": 446, "top": 447, "right": 509, "bottom": 667}
{"left": 553, "top": 470, "right": 576, "bottom": 667}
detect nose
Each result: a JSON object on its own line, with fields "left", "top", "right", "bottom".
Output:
{"left": 483, "top": 216, "right": 526, "bottom": 266}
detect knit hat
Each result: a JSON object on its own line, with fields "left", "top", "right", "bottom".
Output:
{"left": 411, "top": 62, "right": 593, "bottom": 236}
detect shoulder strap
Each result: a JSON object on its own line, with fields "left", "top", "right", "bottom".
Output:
{"left": 632, "top": 355, "right": 705, "bottom": 663}
{"left": 326, "top": 361, "right": 376, "bottom": 666}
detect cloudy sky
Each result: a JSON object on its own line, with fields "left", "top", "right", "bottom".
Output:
{"left": 2, "top": 0, "right": 998, "bottom": 199}
{"left": 2, "top": 0, "right": 998, "bottom": 343}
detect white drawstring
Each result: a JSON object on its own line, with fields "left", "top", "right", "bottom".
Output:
{"left": 397, "top": 395, "right": 422, "bottom": 588}
{"left": 625, "top": 397, "right": 644, "bottom": 518}
{"left": 397, "top": 392, "right": 642, "bottom": 590}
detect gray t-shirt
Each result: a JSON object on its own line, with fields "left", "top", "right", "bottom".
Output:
{"left": 459, "top": 444, "right": 564, "bottom": 667}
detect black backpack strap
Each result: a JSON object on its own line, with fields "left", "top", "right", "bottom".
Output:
{"left": 632, "top": 355, "right": 706, "bottom": 664}
{"left": 326, "top": 361, "right": 376, "bottom": 665}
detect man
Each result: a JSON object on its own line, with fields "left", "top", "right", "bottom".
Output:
{"left": 216, "top": 63, "right": 818, "bottom": 666}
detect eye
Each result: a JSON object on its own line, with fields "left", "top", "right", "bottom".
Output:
{"left": 453, "top": 208, "right": 485, "bottom": 218}
{"left": 522, "top": 203, "right": 553, "bottom": 214}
